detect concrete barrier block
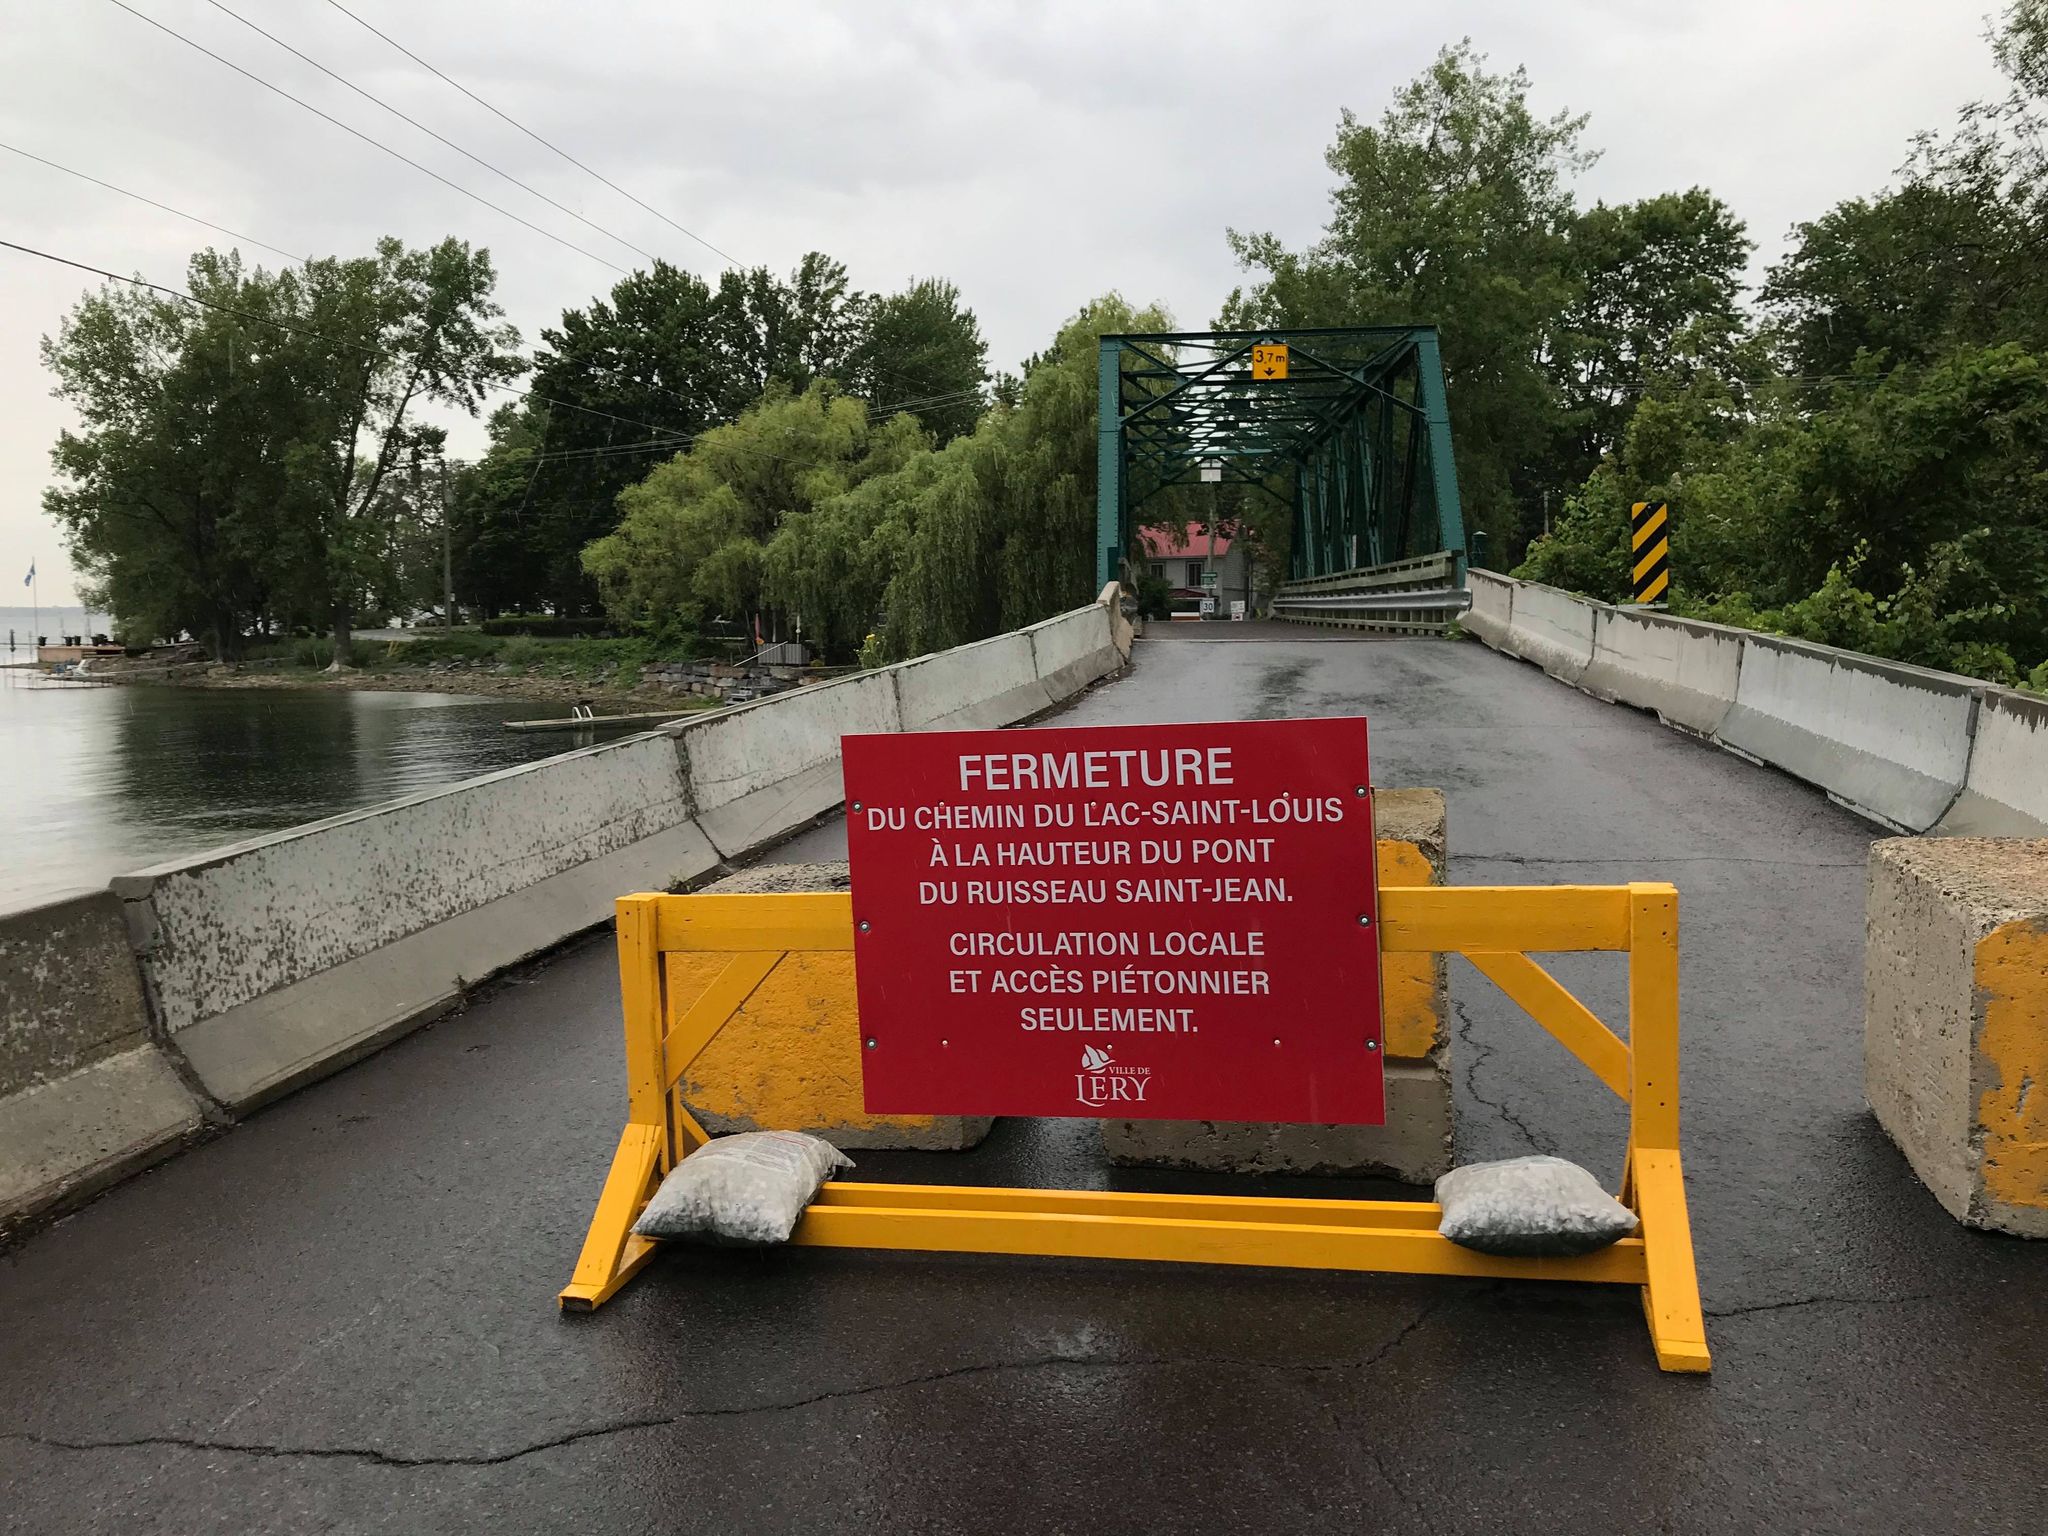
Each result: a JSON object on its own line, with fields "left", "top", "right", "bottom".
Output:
{"left": 1100, "top": 583, "right": 1136, "bottom": 660}
{"left": 116, "top": 732, "right": 698, "bottom": 1035}
{"left": 169, "top": 821, "right": 719, "bottom": 1111}
{"left": 677, "top": 671, "right": 902, "bottom": 856}
{"left": 1580, "top": 607, "right": 1743, "bottom": 737}
{"left": 1374, "top": 789, "right": 1448, "bottom": 1060}
{"left": 1462, "top": 569, "right": 1515, "bottom": 648}
{"left": 0, "top": 890, "right": 205, "bottom": 1228}
{"left": 1026, "top": 604, "right": 1121, "bottom": 702}
{"left": 1713, "top": 637, "right": 1978, "bottom": 832}
{"left": 675, "top": 862, "right": 992, "bottom": 1150}
{"left": 893, "top": 632, "right": 1053, "bottom": 733}
{"left": 1934, "top": 688, "right": 2048, "bottom": 838}
{"left": 1101, "top": 790, "right": 1452, "bottom": 1182}
{"left": 1865, "top": 838, "right": 2048, "bottom": 1236}
{"left": 1501, "top": 581, "right": 1597, "bottom": 684}
{"left": 1101, "top": 1062, "right": 1451, "bottom": 1179}
{"left": 0, "top": 1046, "right": 204, "bottom": 1228}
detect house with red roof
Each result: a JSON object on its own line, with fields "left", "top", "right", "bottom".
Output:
{"left": 1138, "top": 522, "right": 1255, "bottom": 615}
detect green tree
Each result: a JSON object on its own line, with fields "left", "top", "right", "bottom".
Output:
{"left": 849, "top": 278, "right": 991, "bottom": 442}
{"left": 1222, "top": 42, "right": 1591, "bottom": 558}
{"left": 1551, "top": 191, "right": 1751, "bottom": 481}
{"left": 42, "top": 251, "right": 295, "bottom": 654}
{"left": 582, "top": 384, "right": 923, "bottom": 644}
{"left": 881, "top": 294, "right": 1174, "bottom": 656}
{"left": 276, "top": 237, "right": 520, "bottom": 660}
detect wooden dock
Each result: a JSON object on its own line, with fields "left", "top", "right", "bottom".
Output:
{"left": 504, "top": 709, "right": 696, "bottom": 733}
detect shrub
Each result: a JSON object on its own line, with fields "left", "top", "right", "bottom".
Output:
{"left": 480, "top": 614, "right": 613, "bottom": 638}
{"left": 496, "top": 637, "right": 550, "bottom": 668}
{"left": 292, "top": 636, "right": 357, "bottom": 668}
{"left": 1134, "top": 574, "right": 1174, "bottom": 620}
{"left": 400, "top": 632, "right": 500, "bottom": 664}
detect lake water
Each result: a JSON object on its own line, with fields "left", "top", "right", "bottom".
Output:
{"left": 0, "top": 668, "right": 583, "bottom": 910}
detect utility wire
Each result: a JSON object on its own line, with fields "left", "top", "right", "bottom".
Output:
{"left": 104, "top": 0, "right": 629, "bottom": 277}
{"left": 320, "top": 0, "right": 739, "bottom": 269}
{"left": 313, "top": 0, "right": 976, "bottom": 408}
{"left": 199, "top": 0, "right": 656, "bottom": 268}
{"left": 0, "top": 140, "right": 311, "bottom": 266}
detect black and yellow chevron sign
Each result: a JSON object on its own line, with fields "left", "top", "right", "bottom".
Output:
{"left": 1630, "top": 501, "right": 1670, "bottom": 604}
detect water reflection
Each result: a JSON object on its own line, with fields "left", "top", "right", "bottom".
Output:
{"left": 0, "top": 671, "right": 576, "bottom": 908}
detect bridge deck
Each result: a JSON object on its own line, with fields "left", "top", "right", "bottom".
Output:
{"left": 4, "top": 631, "right": 2044, "bottom": 1533}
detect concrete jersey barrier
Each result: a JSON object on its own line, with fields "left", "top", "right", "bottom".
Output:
{"left": 1932, "top": 688, "right": 2048, "bottom": 837}
{"left": 893, "top": 631, "right": 1052, "bottom": 733}
{"left": 1025, "top": 601, "right": 1122, "bottom": 701}
{"left": 114, "top": 731, "right": 720, "bottom": 1112}
{"left": 674, "top": 669, "right": 902, "bottom": 857}
{"left": 1712, "top": 635, "right": 1979, "bottom": 833}
{"left": 1462, "top": 569, "right": 1514, "bottom": 647}
{"left": 1500, "top": 580, "right": 1598, "bottom": 684}
{"left": 0, "top": 889, "right": 207, "bottom": 1229}
{"left": 1580, "top": 606, "right": 1744, "bottom": 737}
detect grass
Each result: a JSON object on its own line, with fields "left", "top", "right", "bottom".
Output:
{"left": 239, "top": 629, "right": 731, "bottom": 690}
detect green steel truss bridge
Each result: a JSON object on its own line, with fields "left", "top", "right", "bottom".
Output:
{"left": 1095, "top": 326, "right": 1469, "bottom": 627}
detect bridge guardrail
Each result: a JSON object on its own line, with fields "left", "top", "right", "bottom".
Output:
{"left": 1272, "top": 552, "right": 1470, "bottom": 634}
{"left": 1463, "top": 569, "right": 2048, "bottom": 836}
{"left": 1933, "top": 687, "right": 2048, "bottom": 836}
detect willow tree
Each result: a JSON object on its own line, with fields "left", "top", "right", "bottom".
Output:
{"left": 583, "top": 383, "right": 924, "bottom": 645}
{"left": 878, "top": 294, "right": 1174, "bottom": 657}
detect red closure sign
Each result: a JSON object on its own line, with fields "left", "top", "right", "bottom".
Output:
{"left": 842, "top": 717, "right": 1384, "bottom": 1124}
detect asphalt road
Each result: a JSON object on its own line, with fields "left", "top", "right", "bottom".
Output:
{"left": 4, "top": 627, "right": 2045, "bottom": 1534}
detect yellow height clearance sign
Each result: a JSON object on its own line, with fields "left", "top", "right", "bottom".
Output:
{"left": 1631, "top": 501, "right": 1671, "bottom": 604}
{"left": 1251, "top": 342, "right": 1288, "bottom": 380}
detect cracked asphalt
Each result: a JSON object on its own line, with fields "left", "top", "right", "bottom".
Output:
{"left": 4, "top": 629, "right": 2046, "bottom": 1534}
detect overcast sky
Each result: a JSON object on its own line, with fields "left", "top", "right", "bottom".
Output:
{"left": 0, "top": 0, "right": 2009, "bottom": 607}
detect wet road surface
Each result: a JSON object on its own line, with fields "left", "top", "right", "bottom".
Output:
{"left": 3, "top": 628, "right": 2045, "bottom": 1533}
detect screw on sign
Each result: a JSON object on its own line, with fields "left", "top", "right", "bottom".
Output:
{"left": 841, "top": 717, "right": 1385, "bottom": 1124}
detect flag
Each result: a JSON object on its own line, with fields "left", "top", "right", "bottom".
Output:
{"left": 21, "top": 561, "right": 31, "bottom": 587}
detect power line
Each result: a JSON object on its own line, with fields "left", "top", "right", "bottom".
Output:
{"left": 309, "top": 3, "right": 976, "bottom": 408}
{"left": 104, "top": 0, "right": 629, "bottom": 277}
{"left": 0, "top": 140, "right": 311, "bottom": 266}
{"left": 319, "top": 0, "right": 740, "bottom": 269}
{"left": 199, "top": 0, "right": 656, "bottom": 268}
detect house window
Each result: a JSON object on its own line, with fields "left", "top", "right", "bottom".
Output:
{"left": 1148, "top": 562, "right": 1166, "bottom": 581}
{"left": 1184, "top": 560, "right": 1205, "bottom": 588}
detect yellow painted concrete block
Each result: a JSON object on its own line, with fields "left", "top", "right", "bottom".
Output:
{"left": 672, "top": 862, "right": 991, "bottom": 1150}
{"left": 1974, "top": 917, "right": 2048, "bottom": 1219}
{"left": 1378, "top": 836, "right": 1444, "bottom": 1060}
{"left": 1866, "top": 838, "right": 2048, "bottom": 1236}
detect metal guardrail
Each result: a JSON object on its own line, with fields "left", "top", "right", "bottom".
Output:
{"left": 1271, "top": 551, "right": 1469, "bottom": 634}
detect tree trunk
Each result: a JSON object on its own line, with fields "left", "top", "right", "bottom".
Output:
{"left": 328, "top": 606, "right": 353, "bottom": 672}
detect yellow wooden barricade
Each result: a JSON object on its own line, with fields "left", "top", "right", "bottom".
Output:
{"left": 560, "top": 884, "right": 1710, "bottom": 1373}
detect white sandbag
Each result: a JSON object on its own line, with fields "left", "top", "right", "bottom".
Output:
{"left": 1435, "top": 1154, "right": 1638, "bottom": 1257}
{"left": 633, "top": 1131, "right": 853, "bottom": 1245}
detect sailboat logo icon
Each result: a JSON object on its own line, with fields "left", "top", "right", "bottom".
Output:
{"left": 1080, "top": 1045, "right": 1113, "bottom": 1073}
